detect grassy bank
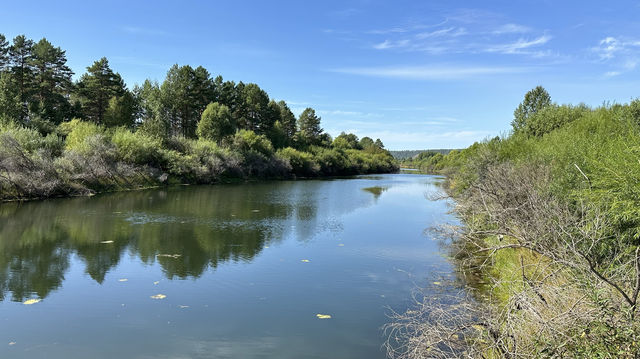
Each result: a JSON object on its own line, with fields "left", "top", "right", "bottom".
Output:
{"left": 388, "top": 88, "right": 640, "bottom": 358}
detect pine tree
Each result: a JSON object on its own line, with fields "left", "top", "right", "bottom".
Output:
{"left": 76, "top": 57, "right": 126, "bottom": 124}
{"left": 9, "top": 35, "right": 35, "bottom": 123}
{"left": 0, "top": 34, "right": 9, "bottom": 71}
{"left": 297, "top": 108, "right": 323, "bottom": 145}
{"left": 31, "top": 38, "right": 73, "bottom": 124}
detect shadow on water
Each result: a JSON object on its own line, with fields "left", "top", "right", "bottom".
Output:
{"left": 0, "top": 179, "right": 389, "bottom": 302}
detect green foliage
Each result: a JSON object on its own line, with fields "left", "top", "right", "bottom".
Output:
{"left": 76, "top": 57, "right": 127, "bottom": 125}
{"left": 229, "top": 129, "right": 274, "bottom": 157}
{"left": 0, "top": 33, "right": 397, "bottom": 199}
{"left": 104, "top": 91, "right": 137, "bottom": 128}
{"left": 333, "top": 132, "right": 361, "bottom": 149}
{"left": 197, "top": 102, "right": 234, "bottom": 142}
{"left": 60, "top": 119, "right": 104, "bottom": 153}
{"left": 523, "top": 104, "right": 590, "bottom": 137}
{"left": 297, "top": 108, "right": 323, "bottom": 146}
{"left": 277, "top": 147, "right": 319, "bottom": 176}
{"left": 111, "top": 127, "right": 162, "bottom": 165}
{"left": 512, "top": 85, "right": 551, "bottom": 132}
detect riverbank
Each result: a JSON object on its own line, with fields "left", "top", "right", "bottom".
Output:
{"left": 0, "top": 120, "right": 398, "bottom": 202}
{"left": 388, "top": 91, "right": 640, "bottom": 358}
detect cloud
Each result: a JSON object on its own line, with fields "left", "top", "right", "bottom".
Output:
{"left": 329, "top": 65, "right": 529, "bottom": 80}
{"left": 485, "top": 35, "right": 552, "bottom": 54}
{"left": 415, "top": 27, "right": 467, "bottom": 39}
{"left": 594, "top": 36, "right": 640, "bottom": 60}
{"left": 492, "top": 23, "right": 531, "bottom": 35}
{"left": 592, "top": 36, "right": 640, "bottom": 75}
{"left": 372, "top": 39, "right": 411, "bottom": 50}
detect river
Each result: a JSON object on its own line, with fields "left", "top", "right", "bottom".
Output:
{"left": 0, "top": 174, "right": 456, "bottom": 358}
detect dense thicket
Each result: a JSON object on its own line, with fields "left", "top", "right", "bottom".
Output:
{"left": 0, "top": 34, "right": 397, "bottom": 201}
{"left": 391, "top": 87, "right": 640, "bottom": 358}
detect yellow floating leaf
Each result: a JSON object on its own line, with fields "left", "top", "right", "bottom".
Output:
{"left": 118, "top": 278, "right": 128, "bottom": 282}
{"left": 433, "top": 281, "right": 442, "bottom": 285}
{"left": 153, "top": 281, "right": 160, "bottom": 285}
{"left": 301, "top": 259, "right": 310, "bottom": 262}
{"left": 316, "top": 314, "right": 332, "bottom": 319}
{"left": 150, "top": 294, "right": 167, "bottom": 300}
{"left": 338, "top": 244, "right": 345, "bottom": 247}
{"left": 100, "top": 240, "right": 114, "bottom": 244}
{"left": 23, "top": 299, "right": 41, "bottom": 305}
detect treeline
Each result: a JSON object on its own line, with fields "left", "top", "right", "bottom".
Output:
{"left": 0, "top": 34, "right": 397, "bottom": 200}
{"left": 389, "top": 149, "right": 453, "bottom": 161}
{"left": 391, "top": 87, "right": 640, "bottom": 357}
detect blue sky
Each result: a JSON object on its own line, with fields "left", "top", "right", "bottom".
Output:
{"left": 3, "top": 0, "right": 640, "bottom": 149}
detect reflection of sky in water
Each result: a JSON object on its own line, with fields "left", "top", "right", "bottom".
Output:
{"left": 0, "top": 174, "right": 457, "bottom": 359}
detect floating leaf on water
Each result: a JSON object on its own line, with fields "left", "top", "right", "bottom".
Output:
{"left": 156, "top": 254, "right": 181, "bottom": 259}
{"left": 179, "top": 305, "right": 189, "bottom": 309}
{"left": 301, "top": 259, "right": 310, "bottom": 262}
{"left": 118, "top": 278, "right": 128, "bottom": 282}
{"left": 433, "top": 281, "right": 442, "bottom": 285}
{"left": 153, "top": 281, "right": 160, "bottom": 285}
{"left": 8, "top": 342, "right": 16, "bottom": 346}
{"left": 23, "top": 299, "right": 41, "bottom": 305}
{"left": 316, "top": 314, "right": 332, "bottom": 319}
{"left": 251, "top": 209, "right": 260, "bottom": 212}
{"left": 150, "top": 294, "right": 167, "bottom": 300}
{"left": 100, "top": 240, "right": 114, "bottom": 244}
{"left": 338, "top": 244, "right": 345, "bottom": 247}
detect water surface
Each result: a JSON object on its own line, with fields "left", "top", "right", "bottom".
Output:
{"left": 0, "top": 174, "right": 455, "bottom": 358}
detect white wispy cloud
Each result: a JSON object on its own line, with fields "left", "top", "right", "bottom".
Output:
{"left": 492, "top": 23, "right": 531, "bottom": 35}
{"left": 415, "top": 27, "right": 467, "bottom": 39}
{"left": 594, "top": 36, "right": 640, "bottom": 60}
{"left": 485, "top": 35, "right": 552, "bottom": 54}
{"left": 593, "top": 36, "right": 640, "bottom": 76}
{"left": 373, "top": 39, "right": 411, "bottom": 50}
{"left": 329, "top": 65, "right": 529, "bottom": 80}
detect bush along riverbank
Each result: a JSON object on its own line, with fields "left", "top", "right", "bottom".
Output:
{"left": 0, "top": 34, "right": 397, "bottom": 201}
{"left": 387, "top": 87, "right": 640, "bottom": 358}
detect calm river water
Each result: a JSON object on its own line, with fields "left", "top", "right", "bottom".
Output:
{"left": 0, "top": 174, "right": 456, "bottom": 358}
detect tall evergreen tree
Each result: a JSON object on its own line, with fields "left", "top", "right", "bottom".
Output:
{"left": 276, "top": 100, "right": 297, "bottom": 141}
{"left": 297, "top": 108, "right": 323, "bottom": 145}
{"left": 9, "top": 35, "right": 35, "bottom": 123}
{"left": 135, "top": 79, "right": 169, "bottom": 139}
{"left": 160, "top": 64, "right": 214, "bottom": 137}
{"left": 0, "top": 34, "right": 8, "bottom": 71}
{"left": 76, "top": 57, "right": 126, "bottom": 125}
{"left": 239, "top": 83, "right": 271, "bottom": 134}
{"left": 31, "top": 38, "right": 73, "bottom": 124}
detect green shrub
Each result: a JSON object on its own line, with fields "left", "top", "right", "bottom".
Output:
{"left": 111, "top": 127, "right": 163, "bottom": 165}
{"left": 276, "top": 147, "right": 319, "bottom": 176}
{"left": 59, "top": 119, "right": 104, "bottom": 153}
{"left": 229, "top": 129, "right": 274, "bottom": 156}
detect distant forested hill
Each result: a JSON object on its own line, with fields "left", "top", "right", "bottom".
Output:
{"left": 389, "top": 149, "right": 455, "bottom": 160}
